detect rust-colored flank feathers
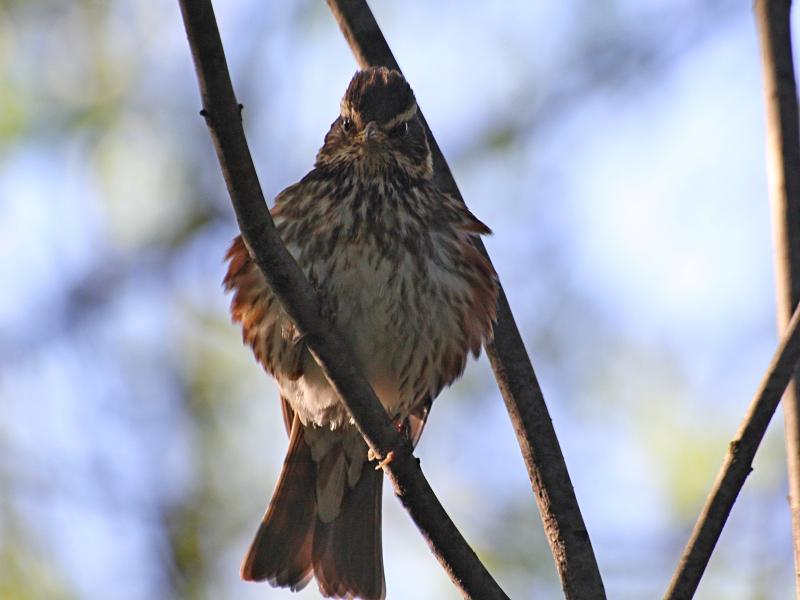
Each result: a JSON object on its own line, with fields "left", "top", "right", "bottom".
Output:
{"left": 224, "top": 67, "right": 498, "bottom": 600}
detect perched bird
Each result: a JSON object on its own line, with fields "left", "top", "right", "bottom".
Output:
{"left": 224, "top": 66, "right": 498, "bottom": 599}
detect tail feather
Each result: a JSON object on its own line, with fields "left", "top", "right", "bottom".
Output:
{"left": 240, "top": 416, "right": 316, "bottom": 589}
{"left": 313, "top": 465, "right": 385, "bottom": 600}
{"left": 242, "top": 416, "right": 385, "bottom": 599}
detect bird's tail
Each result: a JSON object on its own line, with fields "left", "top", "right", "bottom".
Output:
{"left": 241, "top": 416, "right": 385, "bottom": 600}
{"left": 240, "top": 416, "right": 316, "bottom": 590}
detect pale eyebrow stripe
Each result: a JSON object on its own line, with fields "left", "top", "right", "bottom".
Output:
{"left": 339, "top": 100, "right": 418, "bottom": 126}
{"left": 383, "top": 102, "right": 418, "bottom": 128}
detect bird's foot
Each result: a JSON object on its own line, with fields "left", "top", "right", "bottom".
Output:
{"left": 368, "top": 448, "right": 396, "bottom": 470}
{"left": 367, "top": 417, "right": 406, "bottom": 470}
{"left": 375, "top": 450, "right": 395, "bottom": 470}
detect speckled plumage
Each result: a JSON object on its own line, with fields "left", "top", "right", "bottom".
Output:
{"left": 224, "top": 67, "right": 497, "bottom": 600}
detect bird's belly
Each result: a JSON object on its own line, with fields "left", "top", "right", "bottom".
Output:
{"left": 330, "top": 249, "right": 413, "bottom": 415}
{"left": 284, "top": 244, "right": 437, "bottom": 428}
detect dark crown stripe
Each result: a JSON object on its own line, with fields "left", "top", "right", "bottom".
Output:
{"left": 342, "top": 67, "right": 416, "bottom": 125}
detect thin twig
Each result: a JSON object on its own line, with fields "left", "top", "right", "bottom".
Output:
{"left": 664, "top": 303, "right": 800, "bottom": 599}
{"left": 325, "top": 0, "right": 606, "bottom": 597}
{"left": 177, "top": 1, "right": 508, "bottom": 598}
{"left": 755, "top": 1, "right": 800, "bottom": 595}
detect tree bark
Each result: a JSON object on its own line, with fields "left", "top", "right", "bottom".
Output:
{"left": 755, "top": 1, "right": 800, "bottom": 596}
{"left": 177, "top": 1, "right": 508, "bottom": 598}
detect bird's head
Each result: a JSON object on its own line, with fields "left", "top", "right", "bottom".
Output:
{"left": 316, "top": 67, "right": 433, "bottom": 180}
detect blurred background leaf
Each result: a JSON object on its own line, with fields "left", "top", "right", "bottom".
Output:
{"left": 0, "top": 1, "right": 795, "bottom": 598}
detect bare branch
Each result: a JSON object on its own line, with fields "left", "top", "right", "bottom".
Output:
{"left": 755, "top": 1, "right": 800, "bottom": 595}
{"left": 664, "top": 303, "right": 800, "bottom": 598}
{"left": 325, "top": 0, "right": 606, "bottom": 597}
{"left": 176, "top": 2, "right": 509, "bottom": 598}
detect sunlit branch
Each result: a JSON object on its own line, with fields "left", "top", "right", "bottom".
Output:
{"left": 665, "top": 303, "right": 800, "bottom": 599}
{"left": 325, "top": 0, "right": 606, "bottom": 597}
{"left": 176, "top": 1, "right": 508, "bottom": 598}
{"left": 755, "top": 0, "right": 800, "bottom": 596}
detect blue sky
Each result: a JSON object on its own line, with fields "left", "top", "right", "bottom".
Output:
{"left": 1, "top": 1, "right": 798, "bottom": 598}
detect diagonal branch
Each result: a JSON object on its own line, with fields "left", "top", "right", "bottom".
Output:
{"left": 325, "top": 0, "right": 606, "bottom": 597}
{"left": 177, "top": 1, "right": 508, "bottom": 598}
{"left": 664, "top": 302, "right": 800, "bottom": 599}
{"left": 755, "top": 1, "right": 800, "bottom": 596}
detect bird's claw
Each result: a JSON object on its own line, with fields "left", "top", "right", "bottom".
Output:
{"left": 368, "top": 449, "right": 395, "bottom": 470}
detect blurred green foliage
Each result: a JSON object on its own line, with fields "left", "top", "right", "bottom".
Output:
{"left": 0, "top": 1, "right": 793, "bottom": 599}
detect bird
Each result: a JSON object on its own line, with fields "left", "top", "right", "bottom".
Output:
{"left": 223, "top": 66, "right": 498, "bottom": 599}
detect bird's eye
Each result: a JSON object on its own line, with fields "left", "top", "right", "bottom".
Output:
{"left": 341, "top": 117, "right": 353, "bottom": 133}
{"left": 389, "top": 121, "right": 408, "bottom": 138}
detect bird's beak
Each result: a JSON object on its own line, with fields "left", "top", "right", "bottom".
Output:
{"left": 363, "top": 121, "right": 380, "bottom": 141}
